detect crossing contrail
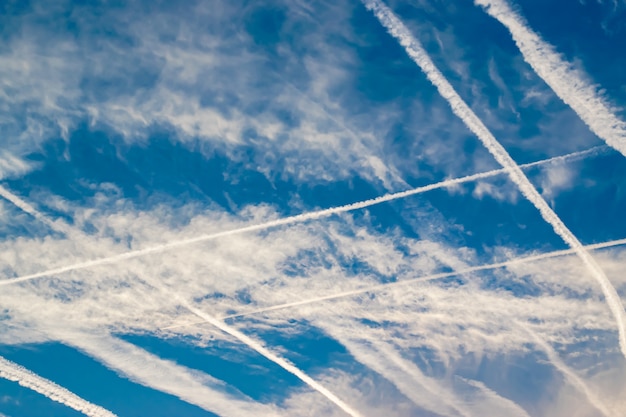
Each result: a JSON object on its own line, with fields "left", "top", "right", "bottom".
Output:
{"left": 475, "top": 0, "right": 626, "bottom": 158}
{"left": 159, "top": 237, "right": 626, "bottom": 328}
{"left": 180, "top": 300, "right": 364, "bottom": 417}
{"left": 0, "top": 355, "right": 117, "bottom": 417}
{"left": 361, "top": 0, "right": 626, "bottom": 359}
{"left": 0, "top": 188, "right": 356, "bottom": 416}
{"left": 0, "top": 146, "right": 605, "bottom": 288}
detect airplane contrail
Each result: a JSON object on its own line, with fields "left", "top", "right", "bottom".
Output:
{"left": 0, "top": 355, "right": 117, "bottom": 417}
{"left": 0, "top": 185, "right": 74, "bottom": 236}
{"left": 159, "top": 237, "right": 626, "bottom": 328}
{"left": 515, "top": 322, "right": 615, "bottom": 417}
{"left": 361, "top": 0, "right": 626, "bottom": 359}
{"left": 180, "top": 300, "right": 364, "bottom": 417}
{"left": 475, "top": 0, "right": 626, "bottom": 158}
{"left": 0, "top": 146, "right": 606, "bottom": 288}
{"left": 58, "top": 333, "right": 281, "bottom": 417}
{"left": 0, "top": 185, "right": 74, "bottom": 237}
{"left": 0, "top": 189, "right": 349, "bottom": 417}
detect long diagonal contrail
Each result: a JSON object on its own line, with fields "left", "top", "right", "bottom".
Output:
{"left": 0, "top": 355, "right": 117, "bottom": 417}
{"left": 475, "top": 0, "right": 626, "bottom": 157}
{"left": 180, "top": 300, "right": 364, "bottom": 417}
{"left": 160, "top": 237, "right": 626, "bottom": 328}
{"left": 0, "top": 188, "right": 361, "bottom": 417}
{"left": 361, "top": 0, "right": 626, "bottom": 359}
{"left": 0, "top": 146, "right": 606, "bottom": 288}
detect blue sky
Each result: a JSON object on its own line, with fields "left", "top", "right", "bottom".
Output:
{"left": 0, "top": 0, "right": 625, "bottom": 416}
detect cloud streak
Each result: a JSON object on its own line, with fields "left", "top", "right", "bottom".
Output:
{"left": 0, "top": 355, "right": 117, "bottom": 417}
{"left": 516, "top": 322, "right": 615, "bottom": 417}
{"left": 361, "top": 0, "right": 626, "bottom": 359}
{"left": 160, "top": 237, "right": 626, "bottom": 328}
{"left": 0, "top": 146, "right": 606, "bottom": 287}
{"left": 0, "top": 186, "right": 358, "bottom": 417}
{"left": 475, "top": 0, "right": 626, "bottom": 157}
{"left": 54, "top": 332, "right": 281, "bottom": 417}
{"left": 0, "top": 185, "right": 75, "bottom": 237}
{"left": 181, "top": 300, "right": 364, "bottom": 417}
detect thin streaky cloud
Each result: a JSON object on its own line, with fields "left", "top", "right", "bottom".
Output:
{"left": 56, "top": 332, "right": 282, "bottom": 417}
{"left": 0, "top": 146, "right": 605, "bottom": 288}
{"left": 515, "top": 322, "right": 615, "bottom": 417}
{"left": 361, "top": 0, "right": 626, "bottom": 359}
{"left": 0, "top": 185, "right": 74, "bottom": 237}
{"left": 180, "top": 300, "right": 364, "bottom": 417}
{"left": 369, "top": 339, "right": 473, "bottom": 417}
{"left": 0, "top": 355, "right": 117, "bottom": 417}
{"left": 0, "top": 188, "right": 359, "bottom": 417}
{"left": 0, "top": 198, "right": 282, "bottom": 417}
{"left": 333, "top": 336, "right": 472, "bottom": 417}
{"left": 161, "top": 237, "right": 626, "bottom": 329}
{"left": 475, "top": 0, "right": 626, "bottom": 158}
{"left": 455, "top": 377, "right": 532, "bottom": 417}
{"left": 1, "top": 171, "right": 355, "bottom": 417}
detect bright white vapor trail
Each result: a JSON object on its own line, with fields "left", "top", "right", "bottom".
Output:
{"left": 180, "top": 300, "right": 364, "bottom": 417}
{"left": 0, "top": 190, "right": 358, "bottom": 417}
{"left": 361, "top": 0, "right": 626, "bottom": 359}
{"left": 475, "top": 0, "right": 626, "bottom": 158}
{"left": 0, "top": 355, "right": 117, "bottom": 417}
{"left": 0, "top": 146, "right": 606, "bottom": 288}
{"left": 160, "top": 237, "right": 626, "bottom": 328}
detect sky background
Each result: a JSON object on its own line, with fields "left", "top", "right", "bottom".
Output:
{"left": 0, "top": 0, "right": 625, "bottom": 416}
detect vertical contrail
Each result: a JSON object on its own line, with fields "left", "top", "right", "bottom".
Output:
{"left": 475, "top": 0, "right": 626, "bottom": 157}
{"left": 180, "top": 300, "right": 364, "bottom": 417}
{"left": 361, "top": 0, "right": 626, "bottom": 358}
{"left": 0, "top": 355, "right": 117, "bottom": 417}
{"left": 0, "top": 146, "right": 605, "bottom": 287}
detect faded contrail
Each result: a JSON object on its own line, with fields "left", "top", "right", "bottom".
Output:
{"left": 0, "top": 355, "right": 117, "bottom": 417}
{"left": 475, "top": 0, "right": 626, "bottom": 157}
{"left": 0, "top": 146, "right": 606, "bottom": 287}
{"left": 0, "top": 185, "right": 74, "bottom": 237}
{"left": 0, "top": 189, "right": 357, "bottom": 416}
{"left": 160, "top": 237, "right": 626, "bottom": 328}
{"left": 516, "top": 322, "right": 615, "bottom": 417}
{"left": 180, "top": 300, "right": 364, "bottom": 417}
{"left": 361, "top": 0, "right": 626, "bottom": 359}
{"left": 58, "top": 333, "right": 281, "bottom": 417}
{"left": 0, "top": 185, "right": 84, "bottom": 243}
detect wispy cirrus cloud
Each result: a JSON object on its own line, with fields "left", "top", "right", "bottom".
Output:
{"left": 1, "top": 183, "right": 624, "bottom": 415}
{"left": 1, "top": 1, "right": 625, "bottom": 416}
{"left": 360, "top": 0, "right": 626, "bottom": 360}
{"left": 0, "top": 146, "right": 602, "bottom": 288}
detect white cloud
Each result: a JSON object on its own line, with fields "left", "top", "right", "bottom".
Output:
{"left": 0, "top": 1, "right": 624, "bottom": 416}
{"left": 361, "top": 0, "right": 626, "bottom": 359}
{"left": 0, "top": 188, "right": 624, "bottom": 414}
